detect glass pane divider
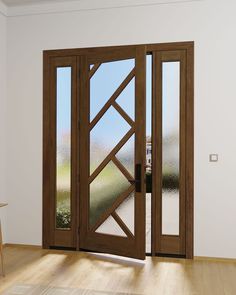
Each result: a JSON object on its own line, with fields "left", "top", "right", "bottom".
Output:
{"left": 111, "top": 212, "right": 134, "bottom": 239}
{"left": 112, "top": 156, "right": 134, "bottom": 182}
{"left": 112, "top": 101, "right": 134, "bottom": 127}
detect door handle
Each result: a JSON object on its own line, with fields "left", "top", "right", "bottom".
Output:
{"left": 128, "top": 164, "right": 142, "bottom": 192}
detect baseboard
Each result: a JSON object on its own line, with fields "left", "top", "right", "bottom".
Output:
{"left": 3, "top": 243, "right": 42, "bottom": 249}
{"left": 194, "top": 256, "right": 236, "bottom": 263}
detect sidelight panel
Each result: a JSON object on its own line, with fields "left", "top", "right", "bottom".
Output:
{"left": 56, "top": 67, "right": 72, "bottom": 229}
{"left": 162, "top": 62, "right": 180, "bottom": 235}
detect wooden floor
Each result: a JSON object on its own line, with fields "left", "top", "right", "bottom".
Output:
{"left": 1, "top": 246, "right": 236, "bottom": 295}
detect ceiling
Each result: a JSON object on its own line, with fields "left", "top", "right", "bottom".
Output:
{"left": 2, "top": 0, "right": 73, "bottom": 6}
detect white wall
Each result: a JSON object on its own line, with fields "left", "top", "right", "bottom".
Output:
{"left": 5, "top": 0, "right": 236, "bottom": 258}
{"left": 0, "top": 10, "right": 7, "bottom": 242}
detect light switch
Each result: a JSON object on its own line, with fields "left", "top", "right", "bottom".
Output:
{"left": 209, "top": 154, "right": 218, "bottom": 162}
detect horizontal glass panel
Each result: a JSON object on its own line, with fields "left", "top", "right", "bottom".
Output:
{"left": 56, "top": 67, "right": 72, "bottom": 229}
{"left": 162, "top": 62, "right": 180, "bottom": 236}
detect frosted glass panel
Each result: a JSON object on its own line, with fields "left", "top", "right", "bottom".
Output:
{"left": 89, "top": 58, "right": 136, "bottom": 238}
{"left": 56, "top": 67, "right": 71, "bottom": 229}
{"left": 90, "top": 161, "right": 130, "bottom": 227}
{"left": 96, "top": 215, "right": 127, "bottom": 237}
{"left": 115, "top": 193, "right": 134, "bottom": 235}
{"left": 162, "top": 62, "right": 180, "bottom": 236}
{"left": 116, "top": 135, "right": 135, "bottom": 177}
{"left": 90, "top": 107, "right": 130, "bottom": 175}
{"left": 90, "top": 59, "right": 135, "bottom": 121}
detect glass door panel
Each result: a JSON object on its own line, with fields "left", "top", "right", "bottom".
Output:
{"left": 79, "top": 48, "right": 146, "bottom": 260}
{"left": 89, "top": 59, "right": 136, "bottom": 237}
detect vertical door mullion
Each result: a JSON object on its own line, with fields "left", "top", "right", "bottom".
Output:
{"left": 78, "top": 55, "right": 90, "bottom": 250}
{"left": 185, "top": 45, "right": 194, "bottom": 259}
{"left": 179, "top": 51, "right": 187, "bottom": 255}
{"left": 71, "top": 56, "right": 78, "bottom": 248}
{"left": 135, "top": 46, "right": 146, "bottom": 259}
{"left": 152, "top": 51, "right": 163, "bottom": 256}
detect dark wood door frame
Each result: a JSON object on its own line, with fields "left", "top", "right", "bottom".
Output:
{"left": 43, "top": 41, "right": 194, "bottom": 259}
{"left": 43, "top": 56, "right": 78, "bottom": 248}
{"left": 152, "top": 50, "right": 190, "bottom": 257}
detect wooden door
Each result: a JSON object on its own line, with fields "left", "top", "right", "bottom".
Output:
{"left": 79, "top": 46, "right": 146, "bottom": 260}
{"left": 43, "top": 42, "right": 193, "bottom": 259}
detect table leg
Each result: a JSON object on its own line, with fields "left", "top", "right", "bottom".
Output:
{"left": 0, "top": 220, "right": 4, "bottom": 276}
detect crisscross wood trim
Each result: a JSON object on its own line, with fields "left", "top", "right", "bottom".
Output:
{"left": 90, "top": 68, "right": 135, "bottom": 131}
{"left": 112, "top": 156, "right": 134, "bottom": 182}
{"left": 89, "top": 128, "right": 135, "bottom": 184}
{"left": 112, "top": 101, "right": 134, "bottom": 127}
{"left": 111, "top": 212, "right": 134, "bottom": 239}
{"left": 89, "top": 63, "right": 101, "bottom": 79}
{"left": 91, "top": 185, "right": 135, "bottom": 232}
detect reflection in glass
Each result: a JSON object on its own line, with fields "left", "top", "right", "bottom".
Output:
{"left": 90, "top": 161, "right": 130, "bottom": 227}
{"left": 162, "top": 62, "right": 180, "bottom": 235}
{"left": 56, "top": 67, "right": 71, "bottom": 229}
{"left": 96, "top": 215, "right": 127, "bottom": 237}
{"left": 90, "top": 59, "right": 135, "bottom": 121}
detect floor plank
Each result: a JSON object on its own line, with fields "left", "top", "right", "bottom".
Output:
{"left": 0, "top": 246, "right": 236, "bottom": 295}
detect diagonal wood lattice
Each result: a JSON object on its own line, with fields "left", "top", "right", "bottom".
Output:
{"left": 89, "top": 64, "right": 136, "bottom": 237}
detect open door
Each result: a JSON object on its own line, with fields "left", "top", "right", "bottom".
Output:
{"left": 79, "top": 46, "right": 146, "bottom": 259}
{"left": 43, "top": 42, "right": 193, "bottom": 259}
